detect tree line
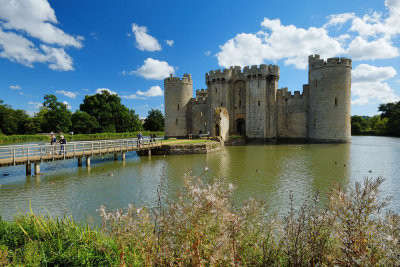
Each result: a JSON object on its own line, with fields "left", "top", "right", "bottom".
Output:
{"left": 351, "top": 100, "right": 400, "bottom": 136}
{"left": 0, "top": 90, "right": 164, "bottom": 135}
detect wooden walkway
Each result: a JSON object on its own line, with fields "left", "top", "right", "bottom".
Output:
{"left": 0, "top": 138, "right": 162, "bottom": 175}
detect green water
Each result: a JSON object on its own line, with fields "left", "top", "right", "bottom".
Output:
{"left": 0, "top": 136, "right": 399, "bottom": 222}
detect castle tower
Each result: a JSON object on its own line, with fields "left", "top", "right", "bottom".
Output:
{"left": 308, "top": 55, "right": 352, "bottom": 142}
{"left": 164, "top": 74, "right": 193, "bottom": 138}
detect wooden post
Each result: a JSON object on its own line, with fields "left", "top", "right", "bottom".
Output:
{"left": 148, "top": 149, "right": 151, "bottom": 157}
{"left": 78, "top": 157, "right": 82, "bottom": 167}
{"left": 114, "top": 153, "right": 118, "bottom": 160}
{"left": 86, "top": 156, "right": 91, "bottom": 167}
{"left": 13, "top": 148, "right": 15, "bottom": 166}
{"left": 34, "top": 162, "right": 40, "bottom": 175}
{"left": 122, "top": 152, "right": 126, "bottom": 161}
{"left": 26, "top": 163, "right": 31, "bottom": 175}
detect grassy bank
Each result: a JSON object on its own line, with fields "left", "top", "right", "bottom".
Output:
{"left": 0, "top": 176, "right": 399, "bottom": 266}
{"left": 0, "top": 131, "right": 164, "bottom": 145}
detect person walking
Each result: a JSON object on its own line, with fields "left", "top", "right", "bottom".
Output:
{"left": 50, "top": 134, "right": 57, "bottom": 145}
{"left": 59, "top": 135, "right": 66, "bottom": 155}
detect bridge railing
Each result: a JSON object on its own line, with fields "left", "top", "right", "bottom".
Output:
{"left": 0, "top": 138, "right": 163, "bottom": 162}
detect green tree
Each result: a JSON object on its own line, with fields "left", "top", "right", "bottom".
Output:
{"left": 80, "top": 90, "right": 141, "bottom": 133}
{"left": 143, "top": 109, "right": 164, "bottom": 131}
{"left": 71, "top": 111, "right": 100, "bottom": 134}
{"left": 351, "top": 115, "right": 369, "bottom": 134}
{"left": 0, "top": 100, "right": 31, "bottom": 135}
{"left": 369, "top": 115, "right": 388, "bottom": 134}
{"left": 41, "top": 94, "right": 72, "bottom": 133}
{"left": 379, "top": 101, "right": 400, "bottom": 136}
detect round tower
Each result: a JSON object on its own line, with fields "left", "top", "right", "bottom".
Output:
{"left": 308, "top": 55, "right": 352, "bottom": 142}
{"left": 164, "top": 74, "right": 193, "bottom": 138}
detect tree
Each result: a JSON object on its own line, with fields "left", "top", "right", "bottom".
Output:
{"left": 369, "top": 115, "right": 388, "bottom": 134}
{"left": 379, "top": 101, "right": 400, "bottom": 136}
{"left": 40, "top": 95, "right": 72, "bottom": 133}
{"left": 351, "top": 115, "right": 369, "bottom": 134}
{"left": 80, "top": 90, "right": 141, "bottom": 133}
{"left": 143, "top": 109, "right": 164, "bottom": 131}
{"left": 0, "top": 100, "right": 31, "bottom": 135}
{"left": 71, "top": 111, "right": 100, "bottom": 134}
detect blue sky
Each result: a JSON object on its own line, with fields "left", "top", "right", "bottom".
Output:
{"left": 0, "top": 0, "right": 399, "bottom": 117}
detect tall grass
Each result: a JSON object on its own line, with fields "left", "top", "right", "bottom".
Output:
{"left": 0, "top": 175, "right": 399, "bottom": 266}
{"left": 0, "top": 131, "right": 164, "bottom": 144}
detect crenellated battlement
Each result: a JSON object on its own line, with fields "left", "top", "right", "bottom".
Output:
{"left": 164, "top": 73, "right": 192, "bottom": 85}
{"left": 206, "top": 64, "right": 280, "bottom": 83}
{"left": 308, "top": 54, "right": 352, "bottom": 70}
{"left": 276, "top": 87, "right": 304, "bottom": 99}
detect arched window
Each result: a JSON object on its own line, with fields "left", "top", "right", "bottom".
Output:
{"left": 315, "top": 80, "right": 318, "bottom": 87}
{"left": 258, "top": 101, "right": 260, "bottom": 106}
{"left": 335, "top": 97, "right": 338, "bottom": 106}
{"left": 200, "top": 112, "right": 203, "bottom": 117}
{"left": 177, "top": 104, "right": 179, "bottom": 110}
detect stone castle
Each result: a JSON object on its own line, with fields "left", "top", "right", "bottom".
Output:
{"left": 164, "top": 55, "right": 352, "bottom": 143}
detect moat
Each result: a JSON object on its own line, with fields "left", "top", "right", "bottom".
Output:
{"left": 0, "top": 136, "right": 399, "bottom": 223}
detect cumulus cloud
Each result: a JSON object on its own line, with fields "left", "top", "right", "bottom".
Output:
{"left": 165, "top": 40, "right": 174, "bottom": 46}
{"left": 122, "top": 85, "right": 163, "bottom": 99}
{"left": 62, "top": 101, "right": 72, "bottom": 109}
{"left": 56, "top": 90, "right": 76, "bottom": 99}
{"left": 28, "top": 101, "right": 42, "bottom": 110}
{"left": 352, "top": 64, "right": 399, "bottom": 105}
{"left": 95, "top": 88, "right": 117, "bottom": 95}
{"left": 137, "top": 85, "right": 163, "bottom": 97}
{"left": 131, "top": 23, "right": 161, "bottom": 51}
{"left": 216, "top": 0, "right": 400, "bottom": 70}
{"left": 130, "top": 58, "right": 175, "bottom": 80}
{"left": 10, "top": 85, "right": 21, "bottom": 90}
{"left": 0, "top": 0, "right": 82, "bottom": 71}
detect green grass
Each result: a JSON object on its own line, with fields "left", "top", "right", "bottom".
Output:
{"left": 0, "top": 131, "right": 165, "bottom": 144}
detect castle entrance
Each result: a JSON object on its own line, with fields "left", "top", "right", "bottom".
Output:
{"left": 236, "top": 118, "right": 245, "bottom": 135}
{"left": 215, "top": 124, "right": 220, "bottom": 136}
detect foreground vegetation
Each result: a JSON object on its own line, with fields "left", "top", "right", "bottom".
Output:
{"left": 0, "top": 176, "right": 399, "bottom": 266}
{"left": 0, "top": 132, "right": 164, "bottom": 145}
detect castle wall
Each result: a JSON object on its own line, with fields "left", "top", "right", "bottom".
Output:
{"left": 190, "top": 98, "right": 208, "bottom": 135}
{"left": 245, "top": 77, "right": 267, "bottom": 138}
{"left": 308, "top": 55, "right": 352, "bottom": 142}
{"left": 277, "top": 89, "right": 308, "bottom": 139}
{"left": 164, "top": 74, "right": 193, "bottom": 138}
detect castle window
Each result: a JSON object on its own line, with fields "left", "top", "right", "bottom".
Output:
{"left": 200, "top": 112, "right": 203, "bottom": 117}
{"left": 177, "top": 104, "right": 179, "bottom": 110}
{"left": 258, "top": 101, "right": 260, "bottom": 106}
{"left": 258, "top": 81, "right": 259, "bottom": 87}
{"left": 315, "top": 80, "right": 318, "bottom": 87}
{"left": 335, "top": 97, "right": 338, "bottom": 106}
{"left": 221, "top": 102, "right": 223, "bottom": 107}
{"left": 176, "top": 118, "right": 178, "bottom": 125}
{"left": 215, "top": 88, "right": 217, "bottom": 93}
{"left": 204, "top": 121, "right": 207, "bottom": 126}
{"left": 313, "top": 118, "right": 316, "bottom": 128}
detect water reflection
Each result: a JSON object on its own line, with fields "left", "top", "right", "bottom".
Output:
{"left": 0, "top": 136, "right": 399, "bottom": 223}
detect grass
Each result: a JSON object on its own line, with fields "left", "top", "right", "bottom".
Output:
{"left": 0, "top": 175, "right": 399, "bottom": 266}
{"left": 0, "top": 131, "right": 164, "bottom": 145}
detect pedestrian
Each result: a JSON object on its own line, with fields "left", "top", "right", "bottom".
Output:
{"left": 153, "top": 132, "right": 157, "bottom": 143}
{"left": 137, "top": 132, "right": 143, "bottom": 147}
{"left": 59, "top": 135, "right": 66, "bottom": 155}
{"left": 50, "top": 134, "right": 57, "bottom": 145}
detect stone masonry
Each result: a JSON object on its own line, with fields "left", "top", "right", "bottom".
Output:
{"left": 164, "top": 55, "right": 352, "bottom": 143}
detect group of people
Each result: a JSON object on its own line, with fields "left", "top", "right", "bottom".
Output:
{"left": 136, "top": 132, "right": 158, "bottom": 147}
{"left": 50, "top": 133, "right": 67, "bottom": 155}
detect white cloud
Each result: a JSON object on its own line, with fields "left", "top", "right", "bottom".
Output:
{"left": 130, "top": 58, "right": 175, "bottom": 80}
{"left": 131, "top": 23, "right": 161, "bottom": 51}
{"left": 217, "top": 18, "right": 342, "bottom": 69}
{"left": 122, "top": 85, "right": 163, "bottom": 99}
{"left": 56, "top": 90, "right": 76, "bottom": 99}
{"left": 216, "top": 1, "right": 400, "bottom": 69}
{"left": 62, "top": 101, "right": 72, "bottom": 109}
{"left": 352, "top": 64, "right": 399, "bottom": 105}
{"left": 95, "top": 88, "right": 117, "bottom": 95}
{"left": 204, "top": 50, "right": 211, "bottom": 56}
{"left": 324, "top": 13, "right": 356, "bottom": 28}
{"left": 28, "top": 101, "right": 42, "bottom": 109}
{"left": 0, "top": 0, "right": 82, "bottom": 71}
{"left": 165, "top": 40, "right": 174, "bottom": 46}
{"left": 346, "top": 36, "right": 399, "bottom": 60}
{"left": 10, "top": 85, "right": 21, "bottom": 90}
{"left": 137, "top": 85, "right": 163, "bottom": 97}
